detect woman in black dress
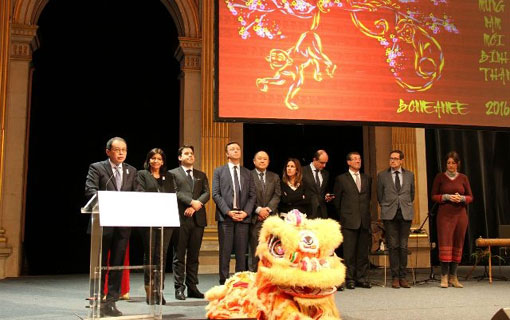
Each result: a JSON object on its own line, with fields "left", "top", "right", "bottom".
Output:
{"left": 279, "top": 158, "right": 311, "bottom": 216}
{"left": 137, "top": 148, "right": 176, "bottom": 304}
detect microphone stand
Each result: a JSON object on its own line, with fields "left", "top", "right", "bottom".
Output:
{"left": 414, "top": 203, "right": 439, "bottom": 285}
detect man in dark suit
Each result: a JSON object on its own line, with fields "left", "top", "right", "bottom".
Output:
{"left": 377, "top": 150, "right": 415, "bottom": 289}
{"left": 212, "top": 142, "right": 256, "bottom": 285}
{"left": 302, "top": 149, "right": 334, "bottom": 219}
{"left": 249, "top": 151, "right": 281, "bottom": 272}
{"left": 169, "top": 145, "right": 210, "bottom": 300}
{"left": 333, "top": 152, "right": 372, "bottom": 289}
{"left": 84, "top": 137, "right": 138, "bottom": 317}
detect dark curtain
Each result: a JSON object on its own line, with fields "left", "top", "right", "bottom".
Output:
{"left": 425, "top": 129, "right": 510, "bottom": 264}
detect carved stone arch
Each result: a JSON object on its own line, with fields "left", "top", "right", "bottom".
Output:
{"left": 13, "top": 0, "right": 200, "bottom": 38}
{"left": 12, "top": 0, "right": 48, "bottom": 25}
{"left": 1, "top": 0, "right": 202, "bottom": 278}
{"left": 159, "top": 0, "right": 201, "bottom": 38}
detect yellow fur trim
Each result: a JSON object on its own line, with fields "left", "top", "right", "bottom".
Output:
{"left": 206, "top": 213, "right": 345, "bottom": 320}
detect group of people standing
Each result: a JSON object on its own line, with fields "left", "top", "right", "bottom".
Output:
{"left": 85, "top": 138, "right": 209, "bottom": 317}
{"left": 84, "top": 137, "right": 473, "bottom": 317}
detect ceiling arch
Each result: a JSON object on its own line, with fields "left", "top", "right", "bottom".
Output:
{"left": 12, "top": 0, "right": 200, "bottom": 37}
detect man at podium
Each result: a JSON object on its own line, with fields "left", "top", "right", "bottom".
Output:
{"left": 85, "top": 137, "right": 139, "bottom": 317}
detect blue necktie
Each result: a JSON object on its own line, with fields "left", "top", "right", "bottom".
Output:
{"left": 115, "top": 166, "right": 122, "bottom": 191}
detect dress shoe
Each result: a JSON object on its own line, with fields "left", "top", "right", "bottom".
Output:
{"left": 188, "top": 287, "right": 205, "bottom": 299}
{"left": 356, "top": 281, "right": 372, "bottom": 289}
{"left": 346, "top": 281, "right": 356, "bottom": 290}
{"left": 100, "top": 302, "right": 123, "bottom": 317}
{"left": 336, "top": 284, "right": 345, "bottom": 291}
{"left": 391, "top": 278, "right": 400, "bottom": 289}
{"left": 399, "top": 279, "right": 411, "bottom": 288}
{"left": 175, "top": 289, "right": 186, "bottom": 300}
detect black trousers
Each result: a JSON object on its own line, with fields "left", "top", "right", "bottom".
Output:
{"left": 101, "top": 227, "right": 131, "bottom": 302}
{"left": 218, "top": 221, "right": 249, "bottom": 283}
{"left": 383, "top": 209, "right": 412, "bottom": 279}
{"left": 342, "top": 227, "right": 370, "bottom": 283}
{"left": 173, "top": 220, "right": 204, "bottom": 291}
{"left": 142, "top": 227, "right": 174, "bottom": 289}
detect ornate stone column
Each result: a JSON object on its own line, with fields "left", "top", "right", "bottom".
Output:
{"left": 0, "top": 0, "right": 13, "bottom": 279}
{"left": 175, "top": 37, "right": 203, "bottom": 167}
{"left": 1, "top": 23, "right": 37, "bottom": 277}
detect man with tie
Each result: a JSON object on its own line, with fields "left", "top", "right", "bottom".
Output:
{"left": 212, "top": 142, "right": 256, "bottom": 285}
{"left": 84, "top": 137, "right": 139, "bottom": 317}
{"left": 377, "top": 150, "right": 415, "bottom": 289}
{"left": 302, "top": 149, "right": 334, "bottom": 219}
{"left": 249, "top": 151, "right": 281, "bottom": 272}
{"left": 333, "top": 152, "right": 372, "bottom": 289}
{"left": 169, "top": 145, "right": 210, "bottom": 300}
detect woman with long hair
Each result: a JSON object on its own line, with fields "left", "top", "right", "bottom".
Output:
{"left": 431, "top": 151, "right": 473, "bottom": 288}
{"left": 279, "top": 158, "right": 311, "bottom": 215}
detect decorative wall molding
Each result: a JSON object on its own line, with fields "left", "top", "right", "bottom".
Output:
{"left": 175, "top": 37, "right": 201, "bottom": 71}
{"left": 10, "top": 23, "right": 37, "bottom": 61}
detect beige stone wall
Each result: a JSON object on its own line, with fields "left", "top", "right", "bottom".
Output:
{"left": 0, "top": 0, "right": 13, "bottom": 279}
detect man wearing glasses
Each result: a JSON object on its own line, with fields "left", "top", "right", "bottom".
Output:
{"left": 377, "top": 150, "right": 415, "bottom": 289}
{"left": 85, "top": 137, "right": 139, "bottom": 317}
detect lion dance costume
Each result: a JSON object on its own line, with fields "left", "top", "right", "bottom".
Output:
{"left": 206, "top": 210, "right": 346, "bottom": 319}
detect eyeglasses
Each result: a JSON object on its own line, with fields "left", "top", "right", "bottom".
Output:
{"left": 111, "top": 148, "right": 127, "bottom": 153}
{"left": 389, "top": 157, "right": 401, "bottom": 161}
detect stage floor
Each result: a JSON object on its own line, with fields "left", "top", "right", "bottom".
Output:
{"left": 0, "top": 266, "right": 508, "bottom": 319}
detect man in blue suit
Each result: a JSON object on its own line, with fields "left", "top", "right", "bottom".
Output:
{"left": 212, "top": 142, "right": 256, "bottom": 285}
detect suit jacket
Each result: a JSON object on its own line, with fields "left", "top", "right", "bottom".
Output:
{"left": 85, "top": 159, "right": 139, "bottom": 198}
{"left": 333, "top": 171, "right": 372, "bottom": 230}
{"left": 84, "top": 159, "right": 139, "bottom": 234}
{"left": 136, "top": 169, "right": 176, "bottom": 193}
{"left": 377, "top": 168, "right": 415, "bottom": 221}
{"left": 302, "top": 164, "right": 329, "bottom": 219}
{"left": 169, "top": 167, "right": 210, "bottom": 227}
{"left": 212, "top": 164, "right": 256, "bottom": 223}
{"left": 250, "top": 169, "right": 281, "bottom": 224}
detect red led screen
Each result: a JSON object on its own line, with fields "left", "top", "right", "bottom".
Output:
{"left": 216, "top": 0, "right": 510, "bottom": 128}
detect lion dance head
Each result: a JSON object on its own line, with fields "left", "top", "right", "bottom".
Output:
{"left": 206, "top": 210, "right": 346, "bottom": 320}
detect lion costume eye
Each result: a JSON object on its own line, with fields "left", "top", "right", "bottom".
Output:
{"left": 268, "top": 235, "right": 285, "bottom": 258}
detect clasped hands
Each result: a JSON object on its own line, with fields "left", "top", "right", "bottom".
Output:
{"left": 448, "top": 192, "right": 463, "bottom": 203}
{"left": 184, "top": 200, "right": 203, "bottom": 217}
{"left": 257, "top": 207, "right": 271, "bottom": 221}
{"left": 228, "top": 210, "right": 248, "bottom": 221}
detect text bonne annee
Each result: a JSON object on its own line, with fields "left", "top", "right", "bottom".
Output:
{"left": 396, "top": 99, "right": 468, "bottom": 118}
{"left": 479, "top": 0, "right": 509, "bottom": 85}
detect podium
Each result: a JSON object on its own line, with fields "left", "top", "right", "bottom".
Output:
{"left": 82, "top": 191, "right": 179, "bottom": 319}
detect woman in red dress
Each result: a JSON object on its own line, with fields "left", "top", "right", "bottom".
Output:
{"left": 431, "top": 151, "right": 473, "bottom": 288}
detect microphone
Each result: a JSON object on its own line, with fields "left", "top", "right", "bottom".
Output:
{"left": 105, "top": 170, "right": 116, "bottom": 191}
